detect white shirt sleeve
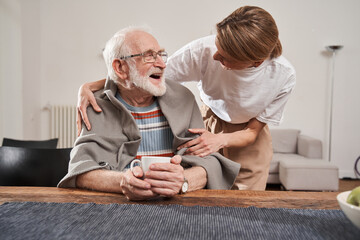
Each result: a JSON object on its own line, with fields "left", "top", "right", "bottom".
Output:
{"left": 165, "top": 42, "right": 203, "bottom": 83}
{"left": 256, "top": 74, "right": 296, "bottom": 125}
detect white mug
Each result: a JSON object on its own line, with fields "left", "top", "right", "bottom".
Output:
{"left": 130, "top": 156, "right": 171, "bottom": 173}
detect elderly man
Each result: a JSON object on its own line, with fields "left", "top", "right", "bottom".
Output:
{"left": 58, "top": 27, "right": 240, "bottom": 200}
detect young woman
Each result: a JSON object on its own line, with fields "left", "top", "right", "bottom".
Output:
{"left": 76, "top": 6, "right": 296, "bottom": 190}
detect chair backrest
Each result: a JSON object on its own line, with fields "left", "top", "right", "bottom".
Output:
{"left": 2, "top": 138, "right": 58, "bottom": 149}
{"left": 0, "top": 146, "right": 71, "bottom": 187}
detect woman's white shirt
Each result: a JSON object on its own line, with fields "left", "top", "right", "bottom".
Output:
{"left": 165, "top": 35, "right": 296, "bottom": 125}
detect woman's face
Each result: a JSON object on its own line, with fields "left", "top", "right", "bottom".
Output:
{"left": 213, "top": 38, "right": 257, "bottom": 70}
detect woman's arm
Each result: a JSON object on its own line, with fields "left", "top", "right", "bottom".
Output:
{"left": 177, "top": 118, "right": 266, "bottom": 157}
{"left": 76, "top": 79, "right": 106, "bottom": 136}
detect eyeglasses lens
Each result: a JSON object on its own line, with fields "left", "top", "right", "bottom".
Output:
{"left": 143, "top": 51, "right": 167, "bottom": 63}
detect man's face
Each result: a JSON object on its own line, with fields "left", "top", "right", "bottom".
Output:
{"left": 127, "top": 32, "right": 167, "bottom": 96}
{"left": 128, "top": 62, "right": 166, "bottom": 96}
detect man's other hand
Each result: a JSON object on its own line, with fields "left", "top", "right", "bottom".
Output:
{"left": 144, "top": 155, "right": 184, "bottom": 197}
{"left": 120, "top": 167, "right": 158, "bottom": 201}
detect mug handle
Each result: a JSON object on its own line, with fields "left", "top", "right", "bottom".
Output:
{"left": 130, "top": 159, "right": 141, "bottom": 173}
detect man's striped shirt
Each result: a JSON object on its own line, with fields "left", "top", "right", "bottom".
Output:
{"left": 116, "top": 92, "right": 174, "bottom": 160}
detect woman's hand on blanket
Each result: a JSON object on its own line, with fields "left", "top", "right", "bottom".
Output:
{"left": 177, "top": 129, "right": 226, "bottom": 157}
{"left": 120, "top": 167, "right": 159, "bottom": 201}
{"left": 144, "top": 155, "right": 184, "bottom": 197}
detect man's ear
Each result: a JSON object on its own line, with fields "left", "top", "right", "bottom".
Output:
{"left": 112, "top": 59, "right": 129, "bottom": 79}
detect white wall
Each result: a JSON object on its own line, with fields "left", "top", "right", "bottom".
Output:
{"left": 1, "top": 0, "right": 359, "bottom": 178}
{"left": 21, "top": 0, "right": 42, "bottom": 139}
{"left": 0, "top": 0, "right": 23, "bottom": 140}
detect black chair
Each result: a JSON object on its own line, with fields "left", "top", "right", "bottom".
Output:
{"left": 0, "top": 146, "right": 71, "bottom": 187}
{"left": 2, "top": 138, "right": 58, "bottom": 149}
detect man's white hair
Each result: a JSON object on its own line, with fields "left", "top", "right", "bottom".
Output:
{"left": 102, "top": 26, "right": 150, "bottom": 81}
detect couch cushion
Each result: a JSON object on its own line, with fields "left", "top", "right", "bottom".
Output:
{"left": 270, "top": 153, "right": 303, "bottom": 173}
{"left": 279, "top": 158, "right": 339, "bottom": 191}
{"left": 297, "top": 135, "right": 322, "bottom": 158}
{"left": 269, "top": 153, "right": 282, "bottom": 173}
{"left": 269, "top": 160, "right": 279, "bottom": 174}
{"left": 267, "top": 173, "right": 281, "bottom": 184}
{"left": 270, "top": 129, "right": 300, "bottom": 153}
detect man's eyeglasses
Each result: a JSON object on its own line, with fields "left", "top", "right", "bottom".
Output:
{"left": 119, "top": 50, "right": 168, "bottom": 63}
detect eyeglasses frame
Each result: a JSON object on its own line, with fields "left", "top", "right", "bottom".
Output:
{"left": 119, "top": 50, "right": 168, "bottom": 63}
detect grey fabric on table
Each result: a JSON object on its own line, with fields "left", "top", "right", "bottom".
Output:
{"left": 0, "top": 202, "right": 359, "bottom": 240}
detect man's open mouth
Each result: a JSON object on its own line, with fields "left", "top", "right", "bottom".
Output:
{"left": 150, "top": 74, "right": 162, "bottom": 79}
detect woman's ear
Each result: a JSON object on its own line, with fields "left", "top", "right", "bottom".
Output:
{"left": 112, "top": 59, "right": 129, "bottom": 79}
{"left": 253, "top": 61, "right": 264, "bottom": 68}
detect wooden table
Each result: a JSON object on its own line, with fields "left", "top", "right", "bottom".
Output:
{"left": 0, "top": 186, "right": 341, "bottom": 209}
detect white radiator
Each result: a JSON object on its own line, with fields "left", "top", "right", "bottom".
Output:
{"left": 50, "top": 105, "right": 77, "bottom": 148}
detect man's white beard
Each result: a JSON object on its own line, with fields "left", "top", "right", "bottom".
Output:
{"left": 128, "top": 64, "right": 166, "bottom": 96}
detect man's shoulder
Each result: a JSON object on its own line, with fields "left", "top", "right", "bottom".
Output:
{"left": 164, "top": 79, "right": 195, "bottom": 98}
{"left": 87, "top": 89, "right": 121, "bottom": 118}
{"left": 94, "top": 88, "right": 105, "bottom": 98}
{"left": 159, "top": 79, "right": 197, "bottom": 111}
{"left": 82, "top": 92, "right": 127, "bottom": 136}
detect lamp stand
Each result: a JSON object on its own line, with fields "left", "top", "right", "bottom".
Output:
{"left": 325, "top": 45, "right": 343, "bottom": 162}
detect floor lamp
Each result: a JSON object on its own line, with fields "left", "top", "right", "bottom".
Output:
{"left": 325, "top": 45, "right": 343, "bottom": 162}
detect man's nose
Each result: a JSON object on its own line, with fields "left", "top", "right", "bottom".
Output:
{"left": 154, "top": 55, "right": 166, "bottom": 68}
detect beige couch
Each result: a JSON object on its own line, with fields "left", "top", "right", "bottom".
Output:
{"left": 267, "top": 129, "right": 339, "bottom": 191}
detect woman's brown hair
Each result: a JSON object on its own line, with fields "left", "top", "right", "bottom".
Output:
{"left": 216, "top": 6, "right": 282, "bottom": 62}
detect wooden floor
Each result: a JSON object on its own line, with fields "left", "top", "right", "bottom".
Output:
{"left": 266, "top": 179, "right": 360, "bottom": 192}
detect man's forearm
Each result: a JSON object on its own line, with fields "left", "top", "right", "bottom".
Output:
{"left": 76, "top": 169, "right": 123, "bottom": 193}
{"left": 77, "top": 166, "right": 207, "bottom": 194}
{"left": 184, "top": 166, "right": 207, "bottom": 192}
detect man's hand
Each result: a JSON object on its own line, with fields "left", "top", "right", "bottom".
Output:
{"left": 144, "top": 155, "right": 184, "bottom": 197}
{"left": 76, "top": 83, "right": 102, "bottom": 136}
{"left": 120, "top": 167, "right": 158, "bottom": 201}
{"left": 177, "top": 129, "right": 226, "bottom": 157}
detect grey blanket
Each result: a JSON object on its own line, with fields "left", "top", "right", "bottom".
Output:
{"left": 0, "top": 202, "right": 359, "bottom": 240}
